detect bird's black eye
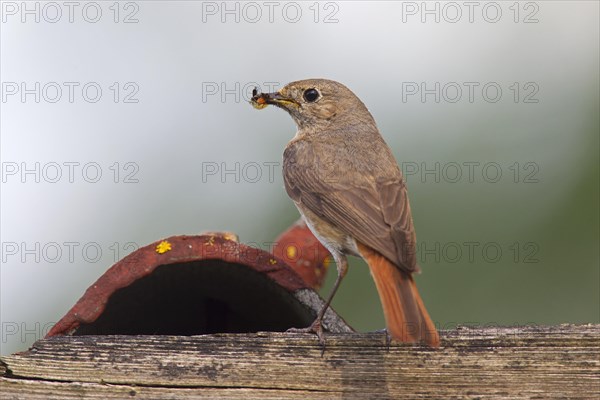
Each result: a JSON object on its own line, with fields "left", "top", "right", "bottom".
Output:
{"left": 303, "top": 88, "right": 320, "bottom": 103}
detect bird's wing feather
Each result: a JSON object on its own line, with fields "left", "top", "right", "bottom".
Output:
{"left": 283, "top": 139, "right": 417, "bottom": 273}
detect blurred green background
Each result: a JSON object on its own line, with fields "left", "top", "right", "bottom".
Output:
{"left": 1, "top": 1, "right": 598, "bottom": 355}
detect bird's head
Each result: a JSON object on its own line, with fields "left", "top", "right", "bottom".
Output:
{"left": 251, "top": 78, "right": 375, "bottom": 131}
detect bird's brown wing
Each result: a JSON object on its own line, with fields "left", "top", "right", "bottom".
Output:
{"left": 283, "top": 140, "right": 417, "bottom": 273}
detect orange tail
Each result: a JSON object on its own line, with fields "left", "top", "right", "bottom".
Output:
{"left": 357, "top": 242, "right": 440, "bottom": 347}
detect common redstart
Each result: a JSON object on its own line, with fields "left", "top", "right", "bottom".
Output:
{"left": 251, "top": 79, "right": 439, "bottom": 347}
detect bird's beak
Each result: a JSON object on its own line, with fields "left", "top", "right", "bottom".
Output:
{"left": 265, "top": 92, "right": 298, "bottom": 106}
{"left": 251, "top": 89, "right": 298, "bottom": 110}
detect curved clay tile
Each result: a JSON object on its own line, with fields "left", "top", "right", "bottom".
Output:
{"left": 47, "top": 227, "right": 351, "bottom": 338}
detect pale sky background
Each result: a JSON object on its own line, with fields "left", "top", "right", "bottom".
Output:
{"left": 1, "top": 1, "right": 598, "bottom": 355}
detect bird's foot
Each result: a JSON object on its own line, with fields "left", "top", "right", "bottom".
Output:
{"left": 374, "top": 328, "right": 393, "bottom": 351}
{"left": 287, "top": 319, "right": 327, "bottom": 353}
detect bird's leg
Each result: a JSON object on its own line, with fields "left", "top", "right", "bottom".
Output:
{"left": 315, "top": 254, "right": 348, "bottom": 329}
{"left": 288, "top": 254, "right": 348, "bottom": 346}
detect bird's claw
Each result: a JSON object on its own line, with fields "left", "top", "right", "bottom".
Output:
{"left": 374, "top": 328, "right": 393, "bottom": 351}
{"left": 287, "top": 320, "right": 327, "bottom": 353}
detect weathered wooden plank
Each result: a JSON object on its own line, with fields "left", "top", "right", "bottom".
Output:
{"left": 1, "top": 325, "right": 598, "bottom": 399}
{"left": 0, "top": 378, "right": 335, "bottom": 400}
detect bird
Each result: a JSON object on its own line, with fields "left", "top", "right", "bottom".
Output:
{"left": 250, "top": 79, "right": 440, "bottom": 347}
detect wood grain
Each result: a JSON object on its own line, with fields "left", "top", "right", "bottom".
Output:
{"left": 1, "top": 325, "right": 598, "bottom": 399}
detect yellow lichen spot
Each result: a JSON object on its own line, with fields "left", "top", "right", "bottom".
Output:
{"left": 286, "top": 245, "right": 297, "bottom": 259}
{"left": 205, "top": 236, "right": 215, "bottom": 246}
{"left": 222, "top": 233, "right": 239, "bottom": 242}
{"left": 156, "top": 241, "right": 172, "bottom": 254}
{"left": 269, "top": 258, "right": 277, "bottom": 265}
{"left": 323, "top": 255, "right": 332, "bottom": 270}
